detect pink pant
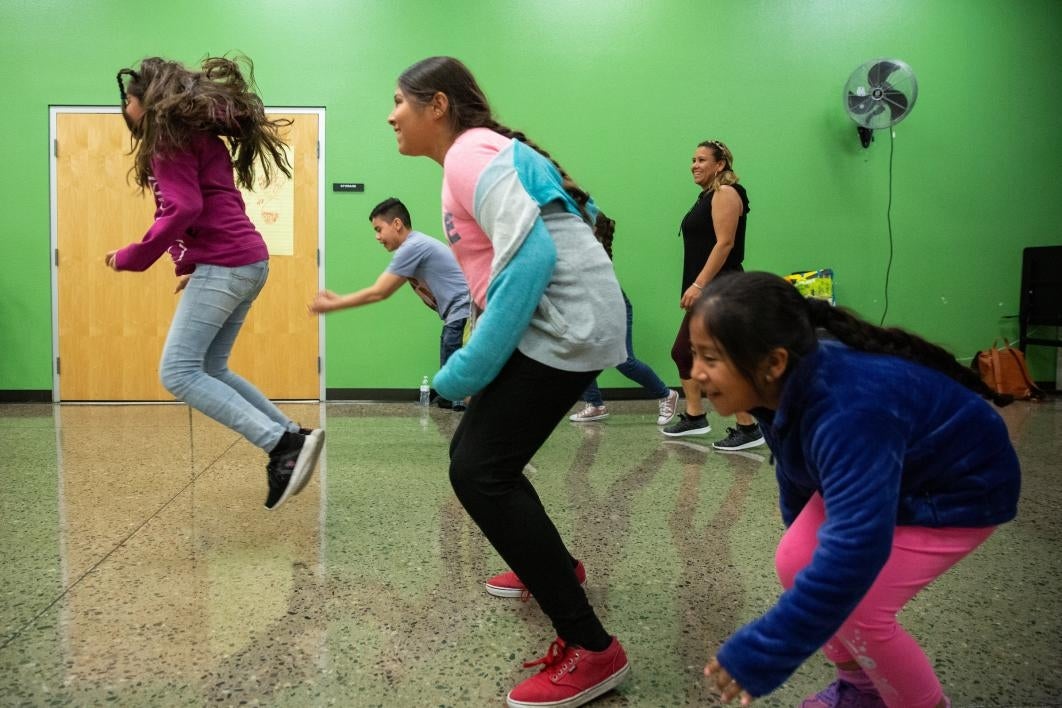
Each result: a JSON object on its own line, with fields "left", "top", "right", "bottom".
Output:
{"left": 775, "top": 494, "right": 995, "bottom": 708}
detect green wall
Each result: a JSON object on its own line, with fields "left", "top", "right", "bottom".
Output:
{"left": 3, "top": 0, "right": 1060, "bottom": 394}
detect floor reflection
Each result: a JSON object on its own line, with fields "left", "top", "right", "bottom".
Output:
{"left": 0, "top": 399, "right": 1058, "bottom": 706}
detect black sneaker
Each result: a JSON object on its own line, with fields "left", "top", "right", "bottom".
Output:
{"left": 662, "top": 413, "right": 711, "bottom": 437}
{"left": 265, "top": 432, "right": 323, "bottom": 510}
{"left": 713, "top": 425, "right": 766, "bottom": 451}
{"left": 436, "top": 398, "right": 467, "bottom": 412}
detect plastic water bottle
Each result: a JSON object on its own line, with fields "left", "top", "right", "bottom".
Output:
{"left": 418, "top": 375, "right": 431, "bottom": 407}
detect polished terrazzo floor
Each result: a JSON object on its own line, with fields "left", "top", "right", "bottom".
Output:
{"left": 1, "top": 398, "right": 1059, "bottom": 707}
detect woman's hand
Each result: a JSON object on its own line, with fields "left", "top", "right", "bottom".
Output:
{"left": 104, "top": 250, "right": 119, "bottom": 270}
{"left": 705, "top": 657, "right": 753, "bottom": 705}
{"left": 174, "top": 275, "right": 191, "bottom": 293}
{"left": 308, "top": 289, "right": 342, "bottom": 314}
{"left": 681, "top": 283, "right": 703, "bottom": 310}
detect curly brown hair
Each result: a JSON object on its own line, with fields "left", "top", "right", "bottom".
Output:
{"left": 117, "top": 55, "right": 292, "bottom": 191}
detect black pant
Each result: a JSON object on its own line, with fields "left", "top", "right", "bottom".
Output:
{"left": 449, "top": 350, "right": 611, "bottom": 650}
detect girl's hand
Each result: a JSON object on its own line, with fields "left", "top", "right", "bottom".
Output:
{"left": 681, "top": 284, "right": 702, "bottom": 309}
{"left": 308, "top": 289, "right": 341, "bottom": 314}
{"left": 705, "top": 657, "right": 753, "bottom": 705}
{"left": 174, "top": 275, "right": 191, "bottom": 294}
{"left": 104, "top": 251, "right": 119, "bottom": 270}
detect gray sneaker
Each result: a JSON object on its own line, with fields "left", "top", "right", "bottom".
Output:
{"left": 570, "top": 404, "right": 609, "bottom": 422}
{"left": 713, "top": 425, "right": 766, "bottom": 451}
{"left": 662, "top": 413, "right": 710, "bottom": 437}
{"left": 656, "top": 389, "right": 679, "bottom": 426}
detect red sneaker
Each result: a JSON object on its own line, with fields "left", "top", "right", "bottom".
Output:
{"left": 506, "top": 636, "right": 630, "bottom": 708}
{"left": 486, "top": 561, "right": 587, "bottom": 599}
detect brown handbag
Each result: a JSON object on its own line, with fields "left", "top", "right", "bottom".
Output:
{"left": 973, "top": 339, "right": 1045, "bottom": 400}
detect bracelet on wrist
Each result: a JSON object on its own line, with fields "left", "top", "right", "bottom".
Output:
{"left": 691, "top": 282, "right": 704, "bottom": 290}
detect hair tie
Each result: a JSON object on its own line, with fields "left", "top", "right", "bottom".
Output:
{"left": 116, "top": 68, "right": 139, "bottom": 102}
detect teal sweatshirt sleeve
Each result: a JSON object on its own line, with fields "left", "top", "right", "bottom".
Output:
{"left": 431, "top": 218, "right": 556, "bottom": 401}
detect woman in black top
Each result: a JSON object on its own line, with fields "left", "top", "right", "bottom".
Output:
{"left": 663, "top": 140, "right": 764, "bottom": 451}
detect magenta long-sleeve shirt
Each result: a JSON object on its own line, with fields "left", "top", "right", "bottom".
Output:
{"left": 113, "top": 133, "right": 269, "bottom": 275}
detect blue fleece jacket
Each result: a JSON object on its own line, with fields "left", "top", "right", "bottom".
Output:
{"left": 716, "top": 339, "right": 1020, "bottom": 698}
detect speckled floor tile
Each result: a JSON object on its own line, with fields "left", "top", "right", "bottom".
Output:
{"left": 2, "top": 407, "right": 63, "bottom": 647}
{"left": 0, "top": 399, "right": 1058, "bottom": 707}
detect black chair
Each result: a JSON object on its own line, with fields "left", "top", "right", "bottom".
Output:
{"left": 1019, "top": 245, "right": 1062, "bottom": 353}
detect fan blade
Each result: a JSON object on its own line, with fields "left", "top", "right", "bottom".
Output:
{"left": 867, "top": 103, "right": 886, "bottom": 124}
{"left": 868, "top": 60, "right": 900, "bottom": 86}
{"left": 847, "top": 92, "right": 875, "bottom": 115}
{"left": 881, "top": 89, "right": 909, "bottom": 120}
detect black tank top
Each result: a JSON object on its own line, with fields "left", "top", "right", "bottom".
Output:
{"left": 679, "top": 183, "right": 750, "bottom": 293}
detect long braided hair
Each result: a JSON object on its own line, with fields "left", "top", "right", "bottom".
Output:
{"left": 694, "top": 271, "right": 1013, "bottom": 407}
{"left": 593, "top": 212, "right": 616, "bottom": 260}
{"left": 117, "top": 55, "right": 292, "bottom": 191}
{"left": 397, "top": 56, "right": 594, "bottom": 223}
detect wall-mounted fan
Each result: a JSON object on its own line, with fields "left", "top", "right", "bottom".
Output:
{"left": 844, "top": 59, "right": 918, "bottom": 147}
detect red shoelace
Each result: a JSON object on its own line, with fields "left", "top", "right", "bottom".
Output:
{"left": 523, "top": 638, "right": 582, "bottom": 681}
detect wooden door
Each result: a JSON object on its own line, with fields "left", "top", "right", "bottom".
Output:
{"left": 55, "top": 112, "right": 320, "bottom": 400}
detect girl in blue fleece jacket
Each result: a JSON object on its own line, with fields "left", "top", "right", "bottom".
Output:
{"left": 695, "top": 272, "right": 1019, "bottom": 708}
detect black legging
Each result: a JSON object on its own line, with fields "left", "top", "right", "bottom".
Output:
{"left": 449, "top": 350, "right": 611, "bottom": 650}
{"left": 670, "top": 310, "right": 696, "bottom": 380}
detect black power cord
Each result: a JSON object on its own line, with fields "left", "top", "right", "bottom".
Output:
{"left": 879, "top": 128, "right": 895, "bottom": 326}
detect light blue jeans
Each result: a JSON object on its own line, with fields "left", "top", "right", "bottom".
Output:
{"left": 159, "top": 261, "right": 297, "bottom": 451}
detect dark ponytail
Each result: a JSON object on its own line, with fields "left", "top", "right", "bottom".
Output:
{"left": 803, "top": 298, "right": 1013, "bottom": 406}
{"left": 398, "top": 56, "right": 594, "bottom": 223}
{"left": 696, "top": 272, "right": 1013, "bottom": 407}
{"left": 593, "top": 212, "right": 615, "bottom": 260}
{"left": 485, "top": 120, "right": 592, "bottom": 221}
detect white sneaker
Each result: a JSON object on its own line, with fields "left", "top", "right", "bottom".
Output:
{"left": 657, "top": 389, "right": 679, "bottom": 426}
{"left": 569, "top": 404, "right": 609, "bottom": 422}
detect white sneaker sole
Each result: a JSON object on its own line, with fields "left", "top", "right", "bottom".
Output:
{"left": 268, "top": 433, "right": 323, "bottom": 511}
{"left": 506, "top": 662, "right": 630, "bottom": 707}
{"left": 661, "top": 424, "right": 711, "bottom": 437}
{"left": 713, "top": 436, "right": 766, "bottom": 451}
{"left": 292, "top": 429, "right": 325, "bottom": 495}
{"left": 569, "top": 414, "right": 609, "bottom": 422}
{"left": 485, "top": 584, "right": 526, "bottom": 598}
{"left": 486, "top": 572, "right": 586, "bottom": 599}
